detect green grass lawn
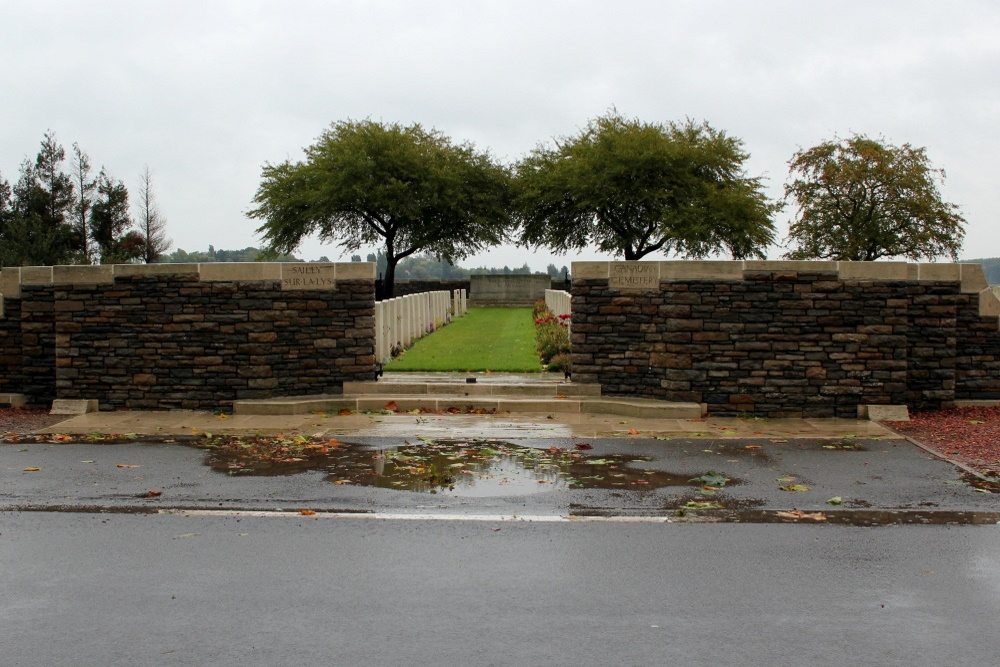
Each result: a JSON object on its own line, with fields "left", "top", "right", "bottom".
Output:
{"left": 385, "top": 307, "right": 542, "bottom": 372}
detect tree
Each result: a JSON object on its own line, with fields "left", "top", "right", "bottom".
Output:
{"left": 249, "top": 119, "right": 512, "bottom": 298}
{"left": 90, "top": 169, "right": 142, "bottom": 264}
{"left": 71, "top": 143, "right": 96, "bottom": 262}
{"left": 782, "top": 134, "right": 965, "bottom": 261}
{"left": 514, "top": 111, "right": 779, "bottom": 261}
{"left": 2, "top": 132, "right": 78, "bottom": 266}
{"left": 136, "top": 165, "right": 171, "bottom": 263}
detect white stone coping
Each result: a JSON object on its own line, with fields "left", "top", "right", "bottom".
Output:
{"left": 572, "top": 260, "right": 990, "bottom": 294}
{"left": 0, "top": 262, "right": 376, "bottom": 297}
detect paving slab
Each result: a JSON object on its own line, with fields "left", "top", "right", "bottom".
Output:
{"left": 37, "top": 409, "right": 901, "bottom": 440}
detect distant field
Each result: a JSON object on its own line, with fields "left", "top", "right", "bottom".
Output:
{"left": 385, "top": 307, "right": 542, "bottom": 372}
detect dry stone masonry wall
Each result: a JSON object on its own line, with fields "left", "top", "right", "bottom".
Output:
{"left": 571, "top": 260, "right": 1000, "bottom": 418}
{"left": 0, "top": 262, "right": 376, "bottom": 410}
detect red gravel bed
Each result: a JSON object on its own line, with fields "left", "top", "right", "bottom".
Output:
{"left": 885, "top": 406, "right": 1000, "bottom": 476}
{"left": 0, "top": 408, "right": 67, "bottom": 436}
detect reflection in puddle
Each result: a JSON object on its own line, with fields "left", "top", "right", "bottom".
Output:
{"left": 198, "top": 438, "right": 735, "bottom": 497}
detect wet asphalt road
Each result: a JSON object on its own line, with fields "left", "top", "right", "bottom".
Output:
{"left": 2, "top": 512, "right": 999, "bottom": 666}
{"left": 3, "top": 436, "right": 999, "bottom": 666}
{"left": 2, "top": 436, "right": 997, "bottom": 520}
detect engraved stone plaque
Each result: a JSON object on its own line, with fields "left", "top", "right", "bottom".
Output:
{"left": 281, "top": 264, "right": 336, "bottom": 290}
{"left": 608, "top": 262, "right": 659, "bottom": 290}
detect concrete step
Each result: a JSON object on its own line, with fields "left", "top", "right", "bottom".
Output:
{"left": 233, "top": 393, "right": 704, "bottom": 419}
{"left": 342, "top": 380, "right": 601, "bottom": 397}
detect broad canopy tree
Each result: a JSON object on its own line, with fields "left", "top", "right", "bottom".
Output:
{"left": 783, "top": 134, "right": 965, "bottom": 261}
{"left": 249, "top": 120, "right": 511, "bottom": 298}
{"left": 514, "top": 111, "right": 779, "bottom": 261}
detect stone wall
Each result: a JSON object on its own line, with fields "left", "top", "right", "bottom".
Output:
{"left": 0, "top": 295, "right": 24, "bottom": 395}
{"left": 469, "top": 274, "right": 553, "bottom": 306}
{"left": 955, "top": 293, "right": 1000, "bottom": 401}
{"left": 391, "top": 279, "right": 470, "bottom": 298}
{"left": 390, "top": 277, "right": 570, "bottom": 301}
{"left": 0, "top": 262, "right": 376, "bottom": 410}
{"left": 571, "top": 260, "right": 1000, "bottom": 417}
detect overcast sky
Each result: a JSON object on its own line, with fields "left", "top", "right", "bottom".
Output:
{"left": 2, "top": 0, "right": 998, "bottom": 269}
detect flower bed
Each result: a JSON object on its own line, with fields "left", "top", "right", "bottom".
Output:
{"left": 533, "top": 300, "right": 571, "bottom": 372}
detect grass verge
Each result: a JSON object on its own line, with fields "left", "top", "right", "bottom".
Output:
{"left": 384, "top": 307, "right": 542, "bottom": 372}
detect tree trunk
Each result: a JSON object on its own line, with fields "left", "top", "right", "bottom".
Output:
{"left": 383, "top": 255, "right": 397, "bottom": 299}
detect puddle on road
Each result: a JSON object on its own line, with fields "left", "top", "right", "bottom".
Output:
{"left": 197, "top": 438, "right": 737, "bottom": 497}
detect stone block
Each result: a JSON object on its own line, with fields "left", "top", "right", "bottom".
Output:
{"left": 837, "top": 261, "right": 909, "bottom": 281}
{"left": 572, "top": 261, "right": 611, "bottom": 280}
{"left": 114, "top": 263, "right": 200, "bottom": 276}
{"left": 608, "top": 262, "right": 660, "bottom": 290}
{"left": 280, "top": 263, "right": 336, "bottom": 291}
{"left": 978, "top": 288, "right": 1000, "bottom": 318}
{"left": 660, "top": 260, "right": 745, "bottom": 281}
{"left": 863, "top": 404, "right": 910, "bottom": 421}
{"left": 336, "top": 262, "right": 376, "bottom": 280}
{"left": 199, "top": 262, "right": 282, "bottom": 282}
{"left": 744, "top": 260, "right": 838, "bottom": 273}
{"left": 916, "top": 263, "right": 960, "bottom": 282}
{"left": 960, "top": 263, "right": 989, "bottom": 294}
{"left": 0, "top": 267, "right": 21, "bottom": 297}
{"left": 0, "top": 393, "right": 27, "bottom": 408}
{"left": 50, "top": 399, "right": 98, "bottom": 415}
{"left": 20, "top": 266, "right": 54, "bottom": 285}
{"left": 52, "top": 265, "right": 114, "bottom": 284}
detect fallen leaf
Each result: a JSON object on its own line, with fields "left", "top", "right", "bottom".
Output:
{"left": 574, "top": 443, "right": 593, "bottom": 450}
{"left": 50, "top": 434, "right": 73, "bottom": 442}
{"left": 780, "top": 484, "right": 811, "bottom": 492}
{"left": 333, "top": 479, "right": 352, "bottom": 485}
{"left": 338, "top": 408, "right": 353, "bottom": 416}
{"left": 827, "top": 496, "right": 843, "bottom": 506}
{"left": 683, "top": 500, "right": 722, "bottom": 509}
{"left": 690, "top": 471, "right": 729, "bottom": 487}
{"left": 116, "top": 464, "right": 141, "bottom": 469}
{"left": 776, "top": 510, "right": 827, "bottom": 521}
{"left": 174, "top": 533, "right": 198, "bottom": 539}
{"left": 385, "top": 401, "right": 399, "bottom": 412}
{"left": 770, "top": 439, "right": 788, "bottom": 443}
{"left": 298, "top": 509, "right": 316, "bottom": 516}
{"left": 23, "top": 467, "right": 41, "bottom": 472}
{"left": 139, "top": 490, "right": 162, "bottom": 498}
{"left": 627, "top": 429, "right": 640, "bottom": 435}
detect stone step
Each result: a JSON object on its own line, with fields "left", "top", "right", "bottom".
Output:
{"left": 0, "top": 393, "right": 27, "bottom": 408}
{"left": 233, "top": 393, "right": 704, "bottom": 419}
{"left": 342, "top": 381, "right": 601, "bottom": 397}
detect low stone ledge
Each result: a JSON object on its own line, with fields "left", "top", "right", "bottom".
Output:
{"left": 861, "top": 404, "right": 910, "bottom": 421}
{"left": 0, "top": 393, "right": 27, "bottom": 408}
{"left": 50, "top": 399, "right": 99, "bottom": 415}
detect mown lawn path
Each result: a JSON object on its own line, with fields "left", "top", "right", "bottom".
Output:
{"left": 384, "top": 307, "right": 542, "bottom": 372}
